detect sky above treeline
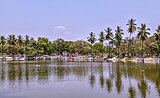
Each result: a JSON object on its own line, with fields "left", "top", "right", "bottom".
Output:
{"left": 0, "top": 0, "right": 160, "bottom": 41}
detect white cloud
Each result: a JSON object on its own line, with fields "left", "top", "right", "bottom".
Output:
{"left": 54, "top": 25, "right": 79, "bottom": 37}
{"left": 65, "top": 32, "right": 79, "bottom": 36}
{"left": 54, "top": 25, "right": 67, "bottom": 33}
{"left": 64, "top": 31, "right": 72, "bottom": 34}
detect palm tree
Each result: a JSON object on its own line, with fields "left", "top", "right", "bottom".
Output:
{"left": 98, "top": 31, "right": 105, "bottom": 57}
{"left": 114, "top": 26, "right": 124, "bottom": 57}
{"left": 0, "top": 36, "right": 6, "bottom": 59}
{"left": 126, "top": 19, "right": 137, "bottom": 57}
{"left": 137, "top": 24, "right": 150, "bottom": 57}
{"left": 24, "top": 35, "right": 30, "bottom": 56}
{"left": 17, "top": 35, "right": 24, "bottom": 56}
{"left": 105, "top": 27, "right": 113, "bottom": 58}
{"left": 154, "top": 25, "right": 160, "bottom": 57}
{"left": 87, "top": 32, "right": 96, "bottom": 57}
{"left": 127, "top": 19, "right": 137, "bottom": 39}
{"left": 7, "top": 34, "right": 17, "bottom": 60}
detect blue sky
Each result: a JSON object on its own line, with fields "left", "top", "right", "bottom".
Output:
{"left": 0, "top": 0, "right": 160, "bottom": 41}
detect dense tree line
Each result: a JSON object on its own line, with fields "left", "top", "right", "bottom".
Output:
{"left": 0, "top": 35, "right": 92, "bottom": 57}
{"left": 87, "top": 19, "right": 160, "bottom": 58}
{"left": 0, "top": 19, "right": 160, "bottom": 58}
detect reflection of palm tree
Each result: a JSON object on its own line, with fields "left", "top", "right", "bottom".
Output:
{"left": 25, "top": 64, "right": 29, "bottom": 80}
{"left": 55, "top": 66, "right": 65, "bottom": 79}
{"left": 137, "top": 68, "right": 148, "bottom": 98}
{"left": 156, "top": 69, "right": 160, "bottom": 96}
{"left": 99, "top": 62, "right": 104, "bottom": 88}
{"left": 127, "top": 64, "right": 136, "bottom": 98}
{"left": 38, "top": 65, "right": 49, "bottom": 80}
{"left": 106, "top": 62, "right": 113, "bottom": 92}
{"left": 1, "top": 62, "right": 5, "bottom": 80}
{"left": 115, "top": 62, "right": 123, "bottom": 94}
{"left": 89, "top": 62, "right": 95, "bottom": 88}
{"left": 106, "top": 79, "right": 112, "bottom": 92}
{"left": 128, "top": 87, "right": 136, "bottom": 98}
{"left": 18, "top": 64, "right": 22, "bottom": 80}
{"left": 8, "top": 63, "right": 16, "bottom": 81}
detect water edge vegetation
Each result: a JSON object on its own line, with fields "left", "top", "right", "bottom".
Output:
{"left": 0, "top": 19, "right": 160, "bottom": 62}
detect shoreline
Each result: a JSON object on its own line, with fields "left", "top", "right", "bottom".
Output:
{"left": 108, "top": 57, "right": 160, "bottom": 64}
{"left": 1, "top": 56, "right": 160, "bottom": 64}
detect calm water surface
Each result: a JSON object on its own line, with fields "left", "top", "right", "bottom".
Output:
{"left": 0, "top": 61, "right": 160, "bottom": 98}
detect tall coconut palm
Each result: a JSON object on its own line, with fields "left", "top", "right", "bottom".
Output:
{"left": 105, "top": 27, "right": 113, "bottom": 58}
{"left": 98, "top": 31, "right": 105, "bottom": 57}
{"left": 0, "top": 36, "right": 6, "bottom": 59}
{"left": 7, "top": 34, "right": 17, "bottom": 60}
{"left": 126, "top": 19, "right": 137, "bottom": 57}
{"left": 25, "top": 35, "right": 30, "bottom": 45}
{"left": 114, "top": 26, "right": 124, "bottom": 57}
{"left": 154, "top": 25, "right": 160, "bottom": 57}
{"left": 24, "top": 35, "right": 30, "bottom": 56}
{"left": 127, "top": 19, "right": 137, "bottom": 39}
{"left": 87, "top": 32, "right": 96, "bottom": 56}
{"left": 137, "top": 24, "right": 150, "bottom": 57}
{"left": 17, "top": 35, "right": 24, "bottom": 56}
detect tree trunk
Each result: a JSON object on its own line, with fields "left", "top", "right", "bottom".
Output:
{"left": 128, "top": 40, "right": 130, "bottom": 57}
{"left": 142, "top": 40, "right": 144, "bottom": 58}
{"left": 109, "top": 43, "right": 110, "bottom": 58}
{"left": 129, "top": 34, "right": 131, "bottom": 57}
{"left": 102, "top": 43, "right": 103, "bottom": 57}
{"left": 118, "top": 46, "right": 120, "bottom": 57}
{"left": 12, "top": 45, "right": 15, "bottom": 61}
{"left": 25, "top": 44, "right": 26, "bottom": 57}
{"left": 158, "top": 44, "right": 160, "bottom": 57}
{"left": 1, "top": 44, "right": 4, "bottom": 61}
{"left": 19, "top": 45, "right": 21, "bottom": 56}
{"left": 91, "top": 44, "right": 93, "bottom": 57}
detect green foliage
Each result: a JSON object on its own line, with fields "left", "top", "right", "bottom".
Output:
{"left": 0, "top": 20, "right": 160, "bottom": 58}
{"left": 115, "top": 26, "right": 124, "bottom": 57}
{"left": 87, "top": 32, "right": 96, "bottom": 45}
{"left": 137, "top": 24, "right": 150, "bottom": 57}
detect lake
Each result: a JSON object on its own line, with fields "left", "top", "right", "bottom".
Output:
{"left": 0, "top": 61, "right": 160, "bottom": 98}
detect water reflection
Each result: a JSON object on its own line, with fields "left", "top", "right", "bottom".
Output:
{"left": 0, "top": 61, "right": 160, "bottom": 98}
{"left": 89, "top": 62, "right": 95, "bottom": 88}
{"left": 99, "top": 62, "right": 104, "bottom": 88}
{"left": 115, "top": 62, "right": 123, "bottom": 94}
{"left": 106, "top": 62, "right": 113, "bottom": 93}
{"left": 8, "top": 63, "right": 16, "bottom": 81}
{"left": 137, "top": 68, "right": 149, "bottom": 98}
{"left": 38, "top": 65, "right": 48, "bottom": 80}
{"left": 127, "top": 63, "right": 136, "bottom": 98}
{"left": 25, "top": 64, "right": 29, "bottom": 80}
{"left": 1, "top": 62, "right": 5, "bottom": 81}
